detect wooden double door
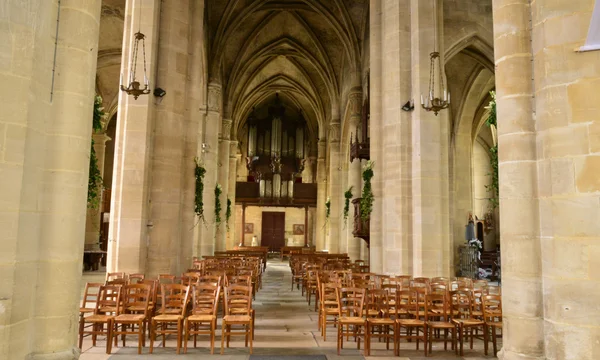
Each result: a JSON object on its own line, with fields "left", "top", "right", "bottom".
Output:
{"left": 261, "top": 212, "right": 285, "bottom": 251}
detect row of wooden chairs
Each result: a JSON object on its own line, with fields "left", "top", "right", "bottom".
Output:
{"left": 79, "top": 281, "right": 254, "bottom": 355}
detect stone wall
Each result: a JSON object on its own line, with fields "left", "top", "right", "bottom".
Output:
{"left": 234, "top": 206, "right": 309, "bottom": 247}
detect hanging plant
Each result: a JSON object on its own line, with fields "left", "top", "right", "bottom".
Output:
{"left": 325, "top": 197, "right": 331, "bottom": 222}
{"left": 214, "top": 184, "right": 222, "bottom": 227}
{"left": 226, "top": 198, "right": 232, "bottom": 230}
{"left": 194, "top": 158, "right": 206, "bottom": 222}
{"left": 343, "top": 186, "right": 353, "bottom": 226}
{"left": 87, "top": 95, "right": 105, "bottom": 209}
{"left": 484, "top": 91, "right": 499, "bottom": 209}
{"left": 360, "top": 161, "right": 374, "bottom": 221}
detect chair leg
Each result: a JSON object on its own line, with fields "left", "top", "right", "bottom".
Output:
{"left": 138, "top": 321, "right": 143, "bottom": 354}
{"left": 492, "top": 326, "right": 497, "bottom": 355}
{"left": 249, "top": 322, "right": 254, "bottom": 354}
{"left": 106, "top": 320, "right": 113, "bottom": 354}
{"left": 183, "top": 320, "right": 189, "bottom": 354}
{"left": 149, "top": 320, "right": 155, "bottom": 354}
{"left": 177, "top": 320, "right": 182, "bottom": 354}
{"left": 220, "top": 322, "right": 226, "bottom": 355}
{"left": 78, "top": 317, "right": 84, "bottom": 349}
{"left": 210, "top": 319, "right": 215, "bottom": 354}
{"left": 483, "top": 325, "right": 489, "bottom": 356}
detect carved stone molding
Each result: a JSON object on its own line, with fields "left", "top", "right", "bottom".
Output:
{"left": 329, "top": 122, "right": 341, "bottom": 143}
{"left": 229, "top": 140, "right": 239, "bottom": 157}
{"left": 347, "top": 91, "right": 363, "bottom": 116}
{"left": 221, "top": 119, "right": 233, "bottom": 140}
{"left": 207, "top": 84, "right": 222, "bottom": 112}
{"left": 317, "top": 139, "right": 327, "bottom": 159}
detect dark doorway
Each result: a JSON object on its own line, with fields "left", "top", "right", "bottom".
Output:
{"left": 261, "top": 212, "right": 285, "bottom": 252}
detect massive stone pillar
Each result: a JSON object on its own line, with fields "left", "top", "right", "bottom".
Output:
{"left": 226, "top": 140, "right": 238, "bottom": 250}
{"left": 0, "top": 0, "right": 101, "bottom": 358}
{"left": 215, "top": 119, "right": 232, "bottom": 251}
{"left": 181, "top": 0, "right": 206, "bottom": 264}
{"left": 410, "top": 0, "right": 450, "bottom": 277}
{"left": 493, "top": 1, "right": 543, "bottom": 359}
{"left": 200, "top": 82, "right": 222, "bottom": 256}
{"left": 315, "top": 138, "right": 327, "bottom": 250}
{"left": 368, "top": 0, "right": 384, "bottom": 272}
{"left": 146, "top": 0, "right": 193, "bottom": 277}
{"left": 84, "top": 133, "right": 111, "bottom": 250}
{"left": 108, "top": 0, "right": 161, "bottom": 273}
{"left": 532, "top": 0, "right": 600, "bottom": 357}
{"left": 346, "top": 92, "right": 363, "bottom": 261}
{"left": 327, "top": 117, "right": 342, "bottom": 253}
{"left": 379, "top": 0, "right": 413, "bottom": 275}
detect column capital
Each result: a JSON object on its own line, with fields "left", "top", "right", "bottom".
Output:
{"left": 229, "top": 140, "right": 239, "bottom": 158}
{"left": 318, "top": 138, "right": 327, "bottom": 158}
{"left": 221, "top": 118, "right": 232, "bottom": 140}
{"left": 329, "top": 122, "right": 341, "bottom": 143}
{"left": 207, "top": 83, "right": 222, "bottom": 112}
{"left": 92, "top": 132, "right": 111, "bottom": 144}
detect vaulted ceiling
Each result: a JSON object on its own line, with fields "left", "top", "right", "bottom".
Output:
{"left": 206, "top": 0, "right": 369, "bottom": 138}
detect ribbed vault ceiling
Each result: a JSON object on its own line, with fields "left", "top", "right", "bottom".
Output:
{"left": 207, "top": 0, "right": 368, "bottom": 138}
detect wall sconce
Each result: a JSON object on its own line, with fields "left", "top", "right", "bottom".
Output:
{"left": 153, "top": 88, "right": 166, "bottom": 97}
{"left": 402, "top": 100, "right": 414, "bottom": 111}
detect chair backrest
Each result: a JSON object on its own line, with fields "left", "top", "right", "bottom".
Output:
{"left": 158, "top": 274, "right": 176, "bottom": 284}
{"left": 106, "top": 272, "right": 127, "bottom": 282}
{"left": 81, "top": 282, "right": 103, "bottom": 310}
{"left": 336, "top": 287, "right": 365, "bottom": 318}
{"left": 191, "top": 284, "right": 220, "bottom": 315}
{"left": 181, "top": 272, "right": 201, "bottom": 286}
{"left": 366, "top": 288, "right": 390, "bottom": 315}
{"left": 482, "top": 294, "right": 502, "bottom": 323}
{"left": 449, "top": 289, "right": 473, "bottom": 319}
{"left": 129, "top": 273, "right": 145, "bottom": 284}
{"left": 430, "top": 283, "right": 448, "bottom": 296}
{"left": 226, "top": 275, "right": 252, "bottom": 287}
{"left": 121, "top": 284, "right": 151, "bottom": 316}
{"left": 483, "top": 285, "right": 501, "bottom": 295}
{"left": 224, "top": 285, "right": 252, "bottom": 316}
{"left": 425, "top": 293, "right": 449, "bottom": 321}
{"left": 408, "top": 287, "right": 428, "bottom": 318}
{"left": 198, "top": 275, "right": 222, "bottom": 287}
{"left": 141, "top": 279, "right": 159, "bottom": 305}
{"left": 96, "top": 285, "right": 122, "bottom": 315}
{"left": 105, "top": 278, "right": 128, "bottom": 286}
{"left": 160, "top": 284, "right": 190, "bottom": 316}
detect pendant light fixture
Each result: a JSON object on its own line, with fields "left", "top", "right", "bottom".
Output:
{"left": 420, "top": 0, "right": 450, "bottom": 115}
{"left": 120, "top": 1, "right": 150, "bottom": 99}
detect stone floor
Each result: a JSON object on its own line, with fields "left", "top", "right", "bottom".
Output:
{"left": 80, "top": 260, "right": 499, "bottom": 359}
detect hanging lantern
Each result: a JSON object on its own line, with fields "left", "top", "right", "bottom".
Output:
{"left": 120, "top": 31, "right": 150, "bottom": 100}
{"left": 420, "top": 0, "right": 449, "bottom": 116}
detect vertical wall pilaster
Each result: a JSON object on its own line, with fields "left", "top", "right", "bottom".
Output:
{"left": 369, "top": 0, "right": 384, "bottom": 272}
{"left": 216, "top": 118, "right": 232, "bottom": 251}
{"left": 410, "top": 0, "right": 450, "bottom": 277}
{"left": 108, "top": 0, "right": 161, "bottom": 273}
{"left": 327, "top": 119, "right": 342, "bottom": 253}
{"left": 84, "top": 133, "right": 110, "bottom": 250}
{"left": 315, "top": 139, "right": 327, "bottom": 250}
{"left": 346, "top": 92, "right": 363, "bottom": 261}
{"left": 226, "top": 140, "right": 238, "bottom": 249}
{"left": 200, "top": 82, "right": 222, "bottom": 256}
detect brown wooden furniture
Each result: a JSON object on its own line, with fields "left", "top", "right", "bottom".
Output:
{"left": 221, "top": 285, "right": 254, "bottom": 354}
{"left": 425, "top": 293, "right": 457, "bottom": 355}
{"left": 185, "top": 284, "right": 221, "bottom": 354}
{"left": 110, "top": 284, "right": 151, "bottom": 354}
{"left": 261, "top": 211, "right": 285, "bottom": 252}
{"left": 365, "top": 289, "right": 397, "bottom": 356}
{"left": 149, "top": 284, "right": 190, "bottom": 354}
{"left": 396, "top": 289, "right": 427, "bottom": 356}
{"left": 450, "top": 290, "right": 487, "bottom": 356}
{"left": 482, "top": 294, "right": 503, "bottom": 356}
{"left": 78, "top": 285, "right": 121, "bottom": 353}
{"left": 336, "top": 287, "right": 366, "bottom": 355}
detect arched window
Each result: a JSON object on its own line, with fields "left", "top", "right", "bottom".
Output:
{"left": 580, "top": 0, "right": 600, "bottom": 52}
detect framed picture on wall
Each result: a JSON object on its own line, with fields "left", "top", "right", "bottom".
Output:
{"left": 244, "top": 223, "right": 254, "bottom": 234}
{"left": 293, "top": 224, "right": 304, "bottom": 235}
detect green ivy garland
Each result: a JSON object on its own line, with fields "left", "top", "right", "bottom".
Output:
{"left": 194, "top": 158, "right": 206, "bottom": 222}
{"left": 226, "top": 198, "right": 232, "bottom": 230}
{"left": 484, "top": 91, "right": 499, "bottom": 209}
{"left": 360, "top": 161, "right": 374, "bottom": 221}
{"left": 343, "top": 186, "right": 353, "bottom": 225}
{"left": 87, "top": 95, "right": 104, "bottom": 209}
{"left": 325, "top": 197, "right": 331, "bottom": 222}
{"left": 214, "top": 184, "right": 222, "bottom": 226}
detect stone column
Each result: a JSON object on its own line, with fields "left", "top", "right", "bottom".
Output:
{"left": 182, "top": 0, "right": 206, "bottom": 265}
{"left": 379, "top": 0, "right": 413, "bottom": 275}
{"left": 315, "top": 138, "right": 327, "bottom": 250}
{"left": 346, "top": 92, "right": 363, "bottom": 261}
{"left": 226, "top": 140, "right": 238, "bottom": 250}
{"left": 34, "top": 1, "right": 102, "bottom": 358}
{"left": 84, "top": 133, "right": 111, "bottom": 250}
{"left": 108, "top": 0, "right": 161, "bottom": 273}
{"left": 215, "top": 118, "right": 232, "bottom": 251}
{"left": 199, "top": 82, "right": 222, "bottom": 256}
{"left": 327, "top": 118, "right": 342, "bottom": 254}
{"left": 146, "top": 0, "right": 193, "bottom": 277}
{"left": 368, "top": 0, "right": 384, "bottom": 272}
{"left": 410, "top": 0, "right": 450, "bottom": 277}
{"left": 493, "top": 1, "right": 541, "bottom": 359}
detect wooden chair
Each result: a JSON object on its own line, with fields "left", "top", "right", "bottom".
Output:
{"left": 110, "top": 284, "right": 151, "bottom": 354}
{"left": 158, "top": 274, "right": 176, "bottom": 284}
{"left": 80, "top": 282, "right": 103, "bottom": 319}
{"left": 305, "top": 269, "right": 319, "bottom": 311}
{"left": 185, "top": 284, "right": 221, "bottom": 354}
{"left": 425, "top": 293, "right": 457, "bottom": 355}
{"left": 336, "top": 287, "right": 366, "bottom": 355}
{"left": 221, "top": 285, "right": 253, "bottom": 354}
{"left": 365, "top": 289, "right": 397, "bottom": 356}
{"left": 396, "top": 289, "right": 427, "bottom": 356}
{"left": 450, "top": 290, "right": 487, "bottom": 356}
{"left": 149, "top": 284, "right": 190, "bottom": 354}
{"left": 79, "top": 285, "right": 121, "bottom": 353}
{"left": 320, "top": 282, "right": 340, "bottom": 341}
{"left": 482, "top": 294, "right": 503, "bottom": 356}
